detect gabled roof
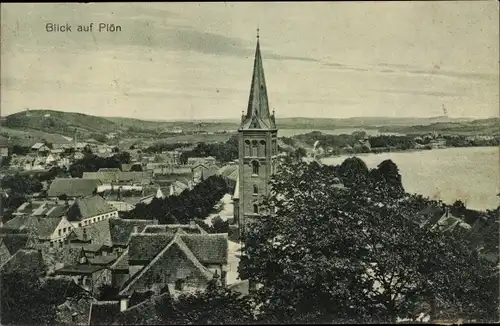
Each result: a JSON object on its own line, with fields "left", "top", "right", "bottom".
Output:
{"left": 4, "top": 215, "right": 63, "bottom": 239}
{"left": 89, "top": 301, "right": 121, "bottom": 326}
{"left": 142, "top": 223, "right": 208, "bottom": 235}
{"left": 180, "top": 233, "right": 228, "bottom": 265}
{"left": 48, "top": 178, "right": 102, "bottom": 198}
{"left": 218, "top": 165, "right": 238, "bottom": 181}
{"left": 56, "top": 264, "right": 105, "bottom": 274}
{"left": 119, "top": 233, "right": 214, "bottom": 296}
{"left": 239, "top": 37, "right": 276, "bottom": 131}
{"left": 109, "top": 218, "right": 153, "bottom": 246}
{"left": 0, "top": 248, "right": 46, "bottom": 275}
{"left": 70, "top": 220, "right": 113, "bottom": 247}
{"left": 0, "top": 233, "right": 30, "bottom": 256}
{"left": 66, "top": 196, "right": 117, "bottom": 221}
{"left": 89, "top": 255, "right": 118, "bottom": 266}
{"left": 128, "top": 233, "right": 176, "bottom": 262}
{"left": 110, "top": 248, "right": 129, "bottom": 270}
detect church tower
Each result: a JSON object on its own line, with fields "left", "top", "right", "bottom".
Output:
{"left": 237, "top": 31, "right": 278, "bottom": 238}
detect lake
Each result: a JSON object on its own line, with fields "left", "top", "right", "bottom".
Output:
{"left": 278, "top": 128, "right": 404, "bottom": 138}
{"left": 321, "top": 146, "right": 499, "bottom": 211}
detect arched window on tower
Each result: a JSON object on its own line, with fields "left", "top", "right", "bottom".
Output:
{"left": 253, "top": 203, "right": 259, "bottom": 214}
{"left": 251, "top": 140, "right": 258, "bottom": 157}
{"left": 259, "top": 140, "right": 266, "bottom": 157}
{"left": 253, "top": 184, "right": 258, "bottom": 195}
{"left": 251, "top": 160, "right": 259, "bottom": 175}
{"left": 244, "top": 140, "right": 251, "bottom": 156}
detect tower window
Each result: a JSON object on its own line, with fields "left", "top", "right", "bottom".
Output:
{"left": 253, "top": 185, "right": 258, "bottom": 195}
{"left": 253, "top": 204, "right": 259, "bottom": 214}
{"left": 244, "top": 140, "right": 251, "bottom": 156}
{"left": 259, "top": 140, "right": 266, "bottom": 156}
{"left": 251, "top": 140, "right": 258, "bottom": 156}
{"left": 252, "top": 161, "right": 259, "bottom": 175}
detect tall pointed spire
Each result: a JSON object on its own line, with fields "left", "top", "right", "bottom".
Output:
{"left": 239, "top": 30, "right": 276, "bottom": 131}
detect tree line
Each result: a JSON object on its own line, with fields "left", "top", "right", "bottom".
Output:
{"left": 68, "top": 151, "right": 132, "bottom": 178}
{"left": 124, "top": 175, "right": 229, "bottom": 224}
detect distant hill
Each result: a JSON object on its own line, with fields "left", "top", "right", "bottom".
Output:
{"left": 2, "top": 109, "right": 496, "bottom": 146}
{"left": 378, "top": 118, "right": 500, "bottom": 136}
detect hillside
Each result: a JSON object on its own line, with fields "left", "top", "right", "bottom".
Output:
{"left": 2, "top": 109, "right": 496, "bottom": 147}
{"left": 4, "top": 110, "right": 120, "bottom": 137}
{"left": 378, "top": 118, "right": 500, "bottom": 136}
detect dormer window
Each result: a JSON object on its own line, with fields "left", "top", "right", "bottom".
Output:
{"left": 253, "top": 185, "right": 258, "bottom": 195}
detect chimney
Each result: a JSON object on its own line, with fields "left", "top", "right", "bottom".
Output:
{"left": 445, "top": 207, "right": 450, "bottom": 218}
{"left": 133, "top": 225, "right": 139, "bottom": 234}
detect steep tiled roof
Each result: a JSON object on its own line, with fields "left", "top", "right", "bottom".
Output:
{"left": 82, "top": 171, "right": 153, "bottom": 185}
{"left": 218, "top": 165, "right": 238, "bottom": 181}
{"left": 142, "top": 223, "right": 207, "bottom": 235}
{"left": 0, "top": 233, "right": 30, "bottom": 255}
{"left": 110, "top": 249, "right": 129, "bottom": 270}
{"left": 41, "top": 244, "right": 84, "bottom": 274}
{"left": 89, "top": 301, "right": 121, "bottom": 326}
{"left": 56, "top": 264, "right": 105, "bottom": 274}
{"left": 4, "top": 215, "right": 62, "bottom": 239}
{"left": 119, "top": 233, "right": 213, "bottom": 296}
{"left": 0, "top": 249, "right": 46, "bottom": 275}
{"left": 128, "top": 233, "right": 175, "bottom": 263}
{"left": 0, "top": 239, "right": 12, "bottom": 265}
{"left": 113, "top": 292, "right": 168, "bottom": 325}
{"left": 66, "top": 196, "right": 117, "bottom": 221}
{"left": 89, "top": 255, "right": 118, "bottom": 266}
{"left": 48, "top": 178, "right": 101, "bottom": 198}
{"left": 109, "top": 219, "right": 153, "bottom": 246}
{"left": 71, "top": 220, "right": 113, "bottom": 247}
{"left": 180, "top": 233, "right": 228, "bottom": 264}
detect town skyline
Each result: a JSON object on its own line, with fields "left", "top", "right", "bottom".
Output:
{"left": 1, "top": 2, "right": 499, "bottom": 120}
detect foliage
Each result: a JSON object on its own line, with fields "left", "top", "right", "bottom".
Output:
{"left": 68, "top": 152, "right": 132, "bottom": 178}
{"left": 1, "top": 272, "right": 57, "bottom": 325}
{"left": 1, "top": 155, "right": 12, "bottom": 168}
{"left": 1, "top": 173, "right": 43, "bottom": 195}
{"left": 155, "top": 279, "right": 256, "bottom": 324}
{"left": 11, "top": 145, "right": 31, "bottom": 156}
{"left": 239, "top": 159, "right": 499, "bottom": 323}
{"left": 179, "top": 136, "right": 239, "bottom": 164}
{"left": 97, "top": 284, "right": 120, "bottom": 301}
{"left": 197, "top": 215, "right": 230, "bottom": 234}
{"left": 125, "top": 175, "right": 229, "bottom": 224}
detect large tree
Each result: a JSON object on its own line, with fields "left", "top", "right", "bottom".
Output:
{"left": 239, "top": 159, "right": 499, "bottom": 323}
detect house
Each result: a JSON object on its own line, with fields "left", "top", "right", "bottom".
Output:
{"left": 116, "top": 229, "right": 228, "bottom": 309}
{"left": 169, "top": 180, "right": 191, "bottom": 196}
{"left": 82, "top": 171, "right": 154, "bottom": 186}
{"left": 89, "top": 301, "right": 123, "bottom": 325}
{"left": 75, "top": 142, "right": 90, "bottom": 152}
{"left": 31, "top": 142, "right": 51, "bottom": 155}
{"left": 0, "top": 145, "right": 9, "bottom": 157}
{"left": 55, "top": 264, "right": 112, "bottom": 296}
{"left": 0, "top": 232, "right": 30, "bottom": 265}
{"left": 0, "top": 248, "right": 46, "bottom": 276}
{"left": 66, "top": 195, "right": 119, "bottom": 228}
{"left": 192, "top": 164, "right": 219, "bottom": 183}
{"left": 45, "top": 153, "right": 57, "bottom": 165}
{"left": 48, "top": 178, "right": 102, "bottom": 198}
{"left": 217, "top": 165, "right": 239, "bottom": 190}
{"left": 187, "top": 156, "right": 217, "bottom": 166}
{"left": 121, "top": 163, "right": 143, "bottom": 172}
{"left": 3, "top": 211, "right": 74, "bottom": 248}
{"left": 431, "top": 208, "right": 471, "bottom": 233}
{"left": 67, "top": 218, "right": 154, "bottom": 257}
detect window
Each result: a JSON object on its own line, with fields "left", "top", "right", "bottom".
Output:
{"left": 78, "top": 223, "right": 82, "bottom": 227}
{"left": 50, "top": 241, "right": 54, "bottom": 248}
{"left": 253, "top": 204, "right": 259, "bottom": 214}
{"left": 244, "top": 140, "right": 251, "bottom": 156}
{"left": 253, "top": 185, "right": 258, "bottom": 195}
{"left": 58, "top": 229, "right": 62, "bottom": 236}
{"left": 63, "top": 228, "right": 66, "bottom": 233}
{"left": 259, "top": 140, "right": 266, "bottom": 156}
{"left": 59, "top": 241, "right": 63, "bottom": 248}
{"left": 251, "top": 140, "right": 258, "bottom": 157}
{"left": 252, "top": 161, "right": 259, "bottom": 175}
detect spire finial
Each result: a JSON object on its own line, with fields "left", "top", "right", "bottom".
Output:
{"left": 256, "top": 28, "right": 259, "bottom": 39}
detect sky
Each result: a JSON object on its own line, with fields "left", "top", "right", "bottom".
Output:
{"left": 1, "top": 2, "right": 498, "bottom": 120}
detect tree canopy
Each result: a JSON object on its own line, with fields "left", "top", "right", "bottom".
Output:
{"left": 238, "top": 159, "right": 499, "bottom": 323}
